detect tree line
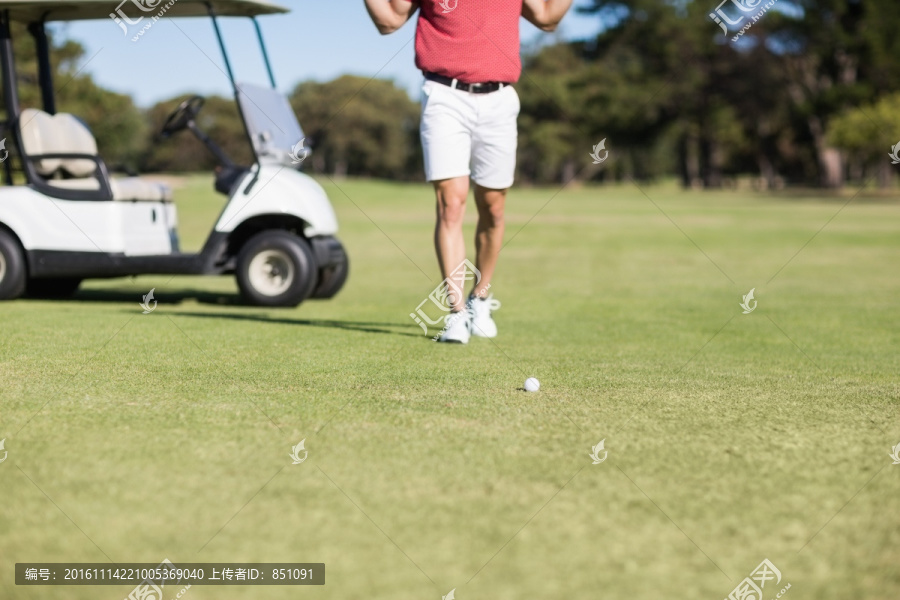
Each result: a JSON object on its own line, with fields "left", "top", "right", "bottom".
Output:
{"left": 3, "top": 1, "right": 899, "bottom": 189}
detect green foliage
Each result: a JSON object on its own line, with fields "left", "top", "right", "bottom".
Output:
{"left": 828, "top": 92, "right": 900, "bottom": 158}
{"left": 516, "top": 0, "right": 900, "bottom": 187}
{"left": 517, "top": 44, "right": 587, "bottom": 182}
{"left": 141, "top": 95, "right": 254, "bottom": 172}
{"left": 0, "top": 24, "right": 146, "bottom": 167}
{"left": 827, "top": 92, "right": 900, "bottom": 185}
{"left": 290, "top": 75, "right": 421, "bottom": 179}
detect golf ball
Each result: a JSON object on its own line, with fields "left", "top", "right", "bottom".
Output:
{"left": 524, "top": 377, "right": 540, "bottom": 392}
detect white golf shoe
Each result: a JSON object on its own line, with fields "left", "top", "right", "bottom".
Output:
{"left": 469, "top": 294, "right": 501, "bottom": 338}
{"left": 438, "top": 310, "right": 471, "bottom": 344}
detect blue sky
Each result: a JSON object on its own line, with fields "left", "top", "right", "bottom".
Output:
{"left": 49, "top": 1, "right": 601, "bottom": 107}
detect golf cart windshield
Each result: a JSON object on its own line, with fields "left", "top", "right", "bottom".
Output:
{"left": 237, "top": 83, "right": 307, "bottom": 167}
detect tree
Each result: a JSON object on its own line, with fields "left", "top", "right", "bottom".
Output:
{"left": 828, "top": 92, "right": 900, "bottom": 188}
{"left": 1, "top": 23, "right": 146, "bottom": 169}
{"left": 516, "top": 44, "right": 589, "bottom": 183}
{"left": 568, "top": 0, "right": 900, "bottom": 188}
{"left": 140, "top": 94, "right": 253, "bottom": 173}
{"left": 769, "top": 0, "right": 900, "bottom": 187}
{"left": 290, "top": 75, "right": 421, "bottom": 179}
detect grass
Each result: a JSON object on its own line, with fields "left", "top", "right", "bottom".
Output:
{"left": 1, "top": 175, "right": 898, "bottom": 600}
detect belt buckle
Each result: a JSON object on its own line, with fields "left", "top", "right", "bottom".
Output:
{"left": 470, "top": 82, "right": 486, "bottom": 93}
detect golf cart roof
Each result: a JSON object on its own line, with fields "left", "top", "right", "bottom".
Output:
{"left": 0, "top": 0, "right": 288, "bottom": 22}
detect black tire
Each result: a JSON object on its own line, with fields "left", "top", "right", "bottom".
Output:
{"left": 236, "top": 230, "right": 318, "bottom": 307}
{"left": 311, "top": 243, "right": 349, "bottom": 299}
{"left": 26, "top": 278, "right": 82, "bottom": 298}
{"left": 0, "top": 229, "right": 27, "bottom": 300}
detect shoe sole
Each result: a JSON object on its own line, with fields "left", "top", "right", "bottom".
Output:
{"left": 470, "top": 323, "right": 497, "bottom": 338}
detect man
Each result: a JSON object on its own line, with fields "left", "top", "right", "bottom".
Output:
{"left": 364, "top": 0, "right": 572, "bottom": 343}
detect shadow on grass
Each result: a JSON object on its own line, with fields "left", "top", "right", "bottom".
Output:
{"left": 38, "top": 289, "right": 425, "bottom": 338}
{"left": 70, "top": 288, "right": 245, "bottom": 306}
{"left": 167, "top": 311, "right": 423, "bottom": 338}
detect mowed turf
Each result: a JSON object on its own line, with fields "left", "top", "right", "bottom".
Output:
{"left": 1, "top": 175, "right": 898, "bottom": 600}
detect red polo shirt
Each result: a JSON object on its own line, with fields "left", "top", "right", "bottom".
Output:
{"left": 402, "top": 0, "right": 522, "bottom": 84}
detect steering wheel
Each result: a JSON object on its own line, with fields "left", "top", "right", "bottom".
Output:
{"left": 161, "top": 95, "right": 205, "bottom": 137}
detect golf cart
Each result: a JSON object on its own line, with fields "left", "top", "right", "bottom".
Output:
{"left": 0, "top": 0, "right": 348, "bottom": 306}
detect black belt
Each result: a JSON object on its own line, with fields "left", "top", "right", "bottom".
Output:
{"left": 425, "top": 72, "right": 510, "bottom": 94}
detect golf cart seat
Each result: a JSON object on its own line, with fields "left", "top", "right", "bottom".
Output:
{"left": 19, "top": 108, "right": 172, "bottom": 202}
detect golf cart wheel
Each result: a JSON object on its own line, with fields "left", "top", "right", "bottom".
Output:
{"left": 236, "top": 231, "right": 318, "bottom": 307}
{"left": 0, "top": 229, "right": 27, "bottom": 300}
{"left": 26, "top": 278, "right": 82, "bottom": 298}
{"left": 311, "top": 243, "right": 349, "bottom": 299}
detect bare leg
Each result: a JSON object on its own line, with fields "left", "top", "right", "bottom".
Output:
{"left": 433, "top": 176, "right": 470, "bottom": 312}
{"left": 472, "top": 184, "right": 507, "bottom": 298}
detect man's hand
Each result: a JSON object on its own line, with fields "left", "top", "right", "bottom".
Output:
{"left": 363, "top": 0, "right": 419, "bottom": 35}
{"left": 521, "top": 0, "right": 573, "bottom": 32}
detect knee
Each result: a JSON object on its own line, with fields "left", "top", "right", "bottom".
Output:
{"left": 478, "top": 194, "right": 506, "bottom": 226}
{"left": 435, "top": 184, "right": 467, "bottom": 225}
{"left": 482, "top": 201, "right": 505, "bottom": 225}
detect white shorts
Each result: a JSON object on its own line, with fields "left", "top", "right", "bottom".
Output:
{"left": 420, "top": 79, "right": 520, "bottom": 190}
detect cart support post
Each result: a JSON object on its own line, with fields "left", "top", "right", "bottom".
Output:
{"left": 0, "top": 11, "right": 19, "bottom": 185}
{"left": 207, "top": 3, "right": 237, "bottom": 87}
{"left": 253, "top": 18, "right": 277, "bottom": 89}
{"left": 28, "top": 22, "right": 55, "bottom": 115}
{"left": 0, "top": 12, "right": 20, "bottom": 120}
{"left": 205, "top": 3, "right": 261, "bottom": 162}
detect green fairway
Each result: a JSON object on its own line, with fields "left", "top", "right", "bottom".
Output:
{"left": 1, "top": 175, "right": 898, "bottom": 600}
